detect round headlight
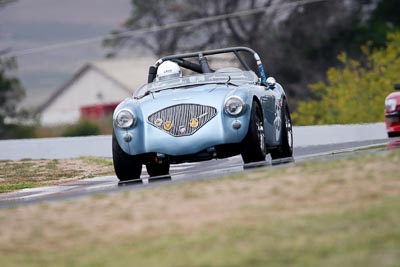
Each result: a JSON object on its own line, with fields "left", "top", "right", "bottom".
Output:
{"left": 224, "top": 96, "right": 245, "bottom": 116}
{"left": 115, "top": 109, "right": 136, "bottom": 129}
{"left": 385, "top": 98, "right": 397, "bottom": 112}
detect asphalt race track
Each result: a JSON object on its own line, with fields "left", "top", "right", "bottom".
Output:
{"left": 0, "top": 123, "right": 387, "bottom": 160}
{"left": 0, "top": 138, "right": 388, "bottom": 208}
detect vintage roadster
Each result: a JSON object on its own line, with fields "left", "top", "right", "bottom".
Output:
{"left": 112, "top": 47, "right": 293, "bottom": 181}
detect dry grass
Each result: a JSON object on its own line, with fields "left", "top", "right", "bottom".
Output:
{"left": 0, "top": 150, "right": 399, "bottom": 267}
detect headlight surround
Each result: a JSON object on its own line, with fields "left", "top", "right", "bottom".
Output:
{"left": 385, "top": 98, "right": 397, "bottom": 112}
{"left": 224, "top": 96, "right": 245, "bottom": 116}
{"left": 115, "top": 109, "right": 136, "bottom": 129}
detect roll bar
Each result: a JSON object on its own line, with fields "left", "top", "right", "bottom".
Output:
{"left": 148, "top": 47, "right": 267, "bottom": 84}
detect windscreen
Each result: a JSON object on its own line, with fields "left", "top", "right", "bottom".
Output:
{"left": 134, "top": 70, "right": 258, "bottom": 98}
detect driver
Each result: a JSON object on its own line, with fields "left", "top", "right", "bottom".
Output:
{"left": 156, "top": 60, "right": 182, "bottom": 81}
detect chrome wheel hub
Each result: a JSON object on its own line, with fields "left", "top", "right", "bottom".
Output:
{"left": 256, "top": 119, "right": 265, "bottom": 152}
{"left": 286, "top": 113, "right": 293, "bottom": 148}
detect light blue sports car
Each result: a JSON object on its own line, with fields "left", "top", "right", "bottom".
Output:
{"left": 112, "top": 47, "right": 293, "bottom": 182}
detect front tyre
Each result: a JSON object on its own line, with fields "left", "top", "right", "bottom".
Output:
{"left": 146, "top": 160, "right": 170, "bottom": 177}
{"left": 270, "top": 101, "right": 293, "bottom": 161}
{"left": 112, "top": 131, "right": 142, "bottom": 182}
{"left": 241, "top": 101, "right": 266, "bottom": 164}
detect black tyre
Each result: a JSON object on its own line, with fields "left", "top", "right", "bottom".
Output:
{"left": 270, "top": 101, "right": 293, "bottom": 161}
{"left": 388, "top": 131, "right": 400, "bottom": 138}
{"left": 146, "top": 160, "right": 170, "bottom": 177}
{"left": 112, "top": 131, "right": 142, "bottom": 182}
{"left": 241, "top": 101, "right": 266, "bottom": 163}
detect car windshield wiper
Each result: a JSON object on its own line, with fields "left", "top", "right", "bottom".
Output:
{"left": 213, "top": 76, "right": 239, "bottom": 87}
{"left": 135, "top": 86, "right": 183, "bottom": 99}
{"left": 225, "top": 76, "right": 238, "bottom": 87}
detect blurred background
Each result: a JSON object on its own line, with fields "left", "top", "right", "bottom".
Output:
{"left": 0, "top": 0, "right": 399, "bottom": 139}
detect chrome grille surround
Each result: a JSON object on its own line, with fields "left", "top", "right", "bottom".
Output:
{"left": 148, "top": 104, "right": 217, "bottom": 137}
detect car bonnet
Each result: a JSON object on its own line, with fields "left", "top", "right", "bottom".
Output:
{"left": 137, "top": 83, "right": 243, "bottom": 114}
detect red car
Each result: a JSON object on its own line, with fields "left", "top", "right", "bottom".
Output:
{"left": 385, "top": 84, "right": 400, "bottom": 137}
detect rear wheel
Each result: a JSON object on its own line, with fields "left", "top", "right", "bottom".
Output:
{"left": 270, "top": 101, "right": 293, "bottom": 161}
{"left": 241, "top": 101, "right": 266, "bottom": 164}
{"left": 112, "top": 131, "right": 142, "bottom": 182}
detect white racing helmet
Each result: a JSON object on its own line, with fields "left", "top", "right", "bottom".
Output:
{"left": 156, "top": 60, "right": 182, "bottom": 81}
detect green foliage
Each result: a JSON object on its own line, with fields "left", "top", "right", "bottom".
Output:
{"left": 0, "top": 123, "right": 36, "bottom": 139}
{"left": 0, "top": 0, "right": 15, "bottom": 7}
{"left": 292, "top": 32, "right": 400, "bottom": 125}
{"left": 361, "top": 0, "right": 400, "bottom": 47}
{"left": 0, "top": 55, "right": 27, "bottom": 138}
{"left": 62, "top": 119, "right": 100, "bottom": 137}
{"left": 334, "top": 0, "right": 400, "bottom": 56}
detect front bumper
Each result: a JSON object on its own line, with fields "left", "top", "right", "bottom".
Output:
{"left": 114, "top": 110, "right": 250, "bottom": 157}
{"left": 385, "top": 108, "right": 400, "bottom": 134}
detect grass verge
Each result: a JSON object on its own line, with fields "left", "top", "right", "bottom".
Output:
{"left": 0, "top": 157, "right": 114, "bottom": 193}
{"left": 0, "top": 150, "right": 399, "bottom": 266}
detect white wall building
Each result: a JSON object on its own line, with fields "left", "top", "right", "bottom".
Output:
{"left": 38, "top": 58, "right": 154, "bottom": 126}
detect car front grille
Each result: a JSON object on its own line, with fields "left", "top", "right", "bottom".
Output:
{"left": 148, "top": 104, "right": 217, "bottom": 137}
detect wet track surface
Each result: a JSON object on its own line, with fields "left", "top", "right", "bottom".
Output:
{"left": 0, "top": 139, "right": 388, "bottom": 207}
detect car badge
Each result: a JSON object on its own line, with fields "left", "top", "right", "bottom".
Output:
{"left": 179, "top": 126, "right": 186, "bottom": 134}
{"left": 163, "top": 121, "right": 173, "bottom": 131}
{"left": 154, "top": 118, "right": 163, "bottom": 127}
{"left": 189, "top": 118, "right": 199, "bottom": 128}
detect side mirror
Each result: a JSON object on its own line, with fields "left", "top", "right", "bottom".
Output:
{"left": 394, "top": 84, "right": 400, "bottom": 91}
{"left": 266, "top": 77, "right": 276, "bottom": 89}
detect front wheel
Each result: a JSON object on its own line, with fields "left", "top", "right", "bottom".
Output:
{"left": 241, "top": 101, "right": 266, "bottom": 164}
{"left": 146, "top": 160, "right": 170, "bottom": 177}
{"left": 270, "top": 101, "right": 293, "bottom": 161}
{"left": 112, "top": 131, "right": 142, "bottom": 182}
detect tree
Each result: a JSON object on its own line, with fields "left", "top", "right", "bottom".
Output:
{"left": 292, "top": 31, "right": 400, "bottom": 125}
{"left": 0, "top": 0, "right": 34, "bottom": 138}
{"left": 0, "top": 0, "right": 15, "bottom": 7}
{"left": 104, "top": 0, "right": 382, "bottom": 111}
{"left": 0, "top": 53, "right": 27, "bottom": 137}
{"left": 104, "top": 0, "right": 269, "bottom": 57}
{"left": 339, "top": 0, "right": 400, "bottom": 53}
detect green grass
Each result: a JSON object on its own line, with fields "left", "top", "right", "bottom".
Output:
{"left": 80, "top": 156, "right": 113, "bottom": 167}
{"left": 0, "top": 157, "right": 113, "bottom": 193}
{"left": 0, "top": 181, "right": 39, "bottom": 192}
